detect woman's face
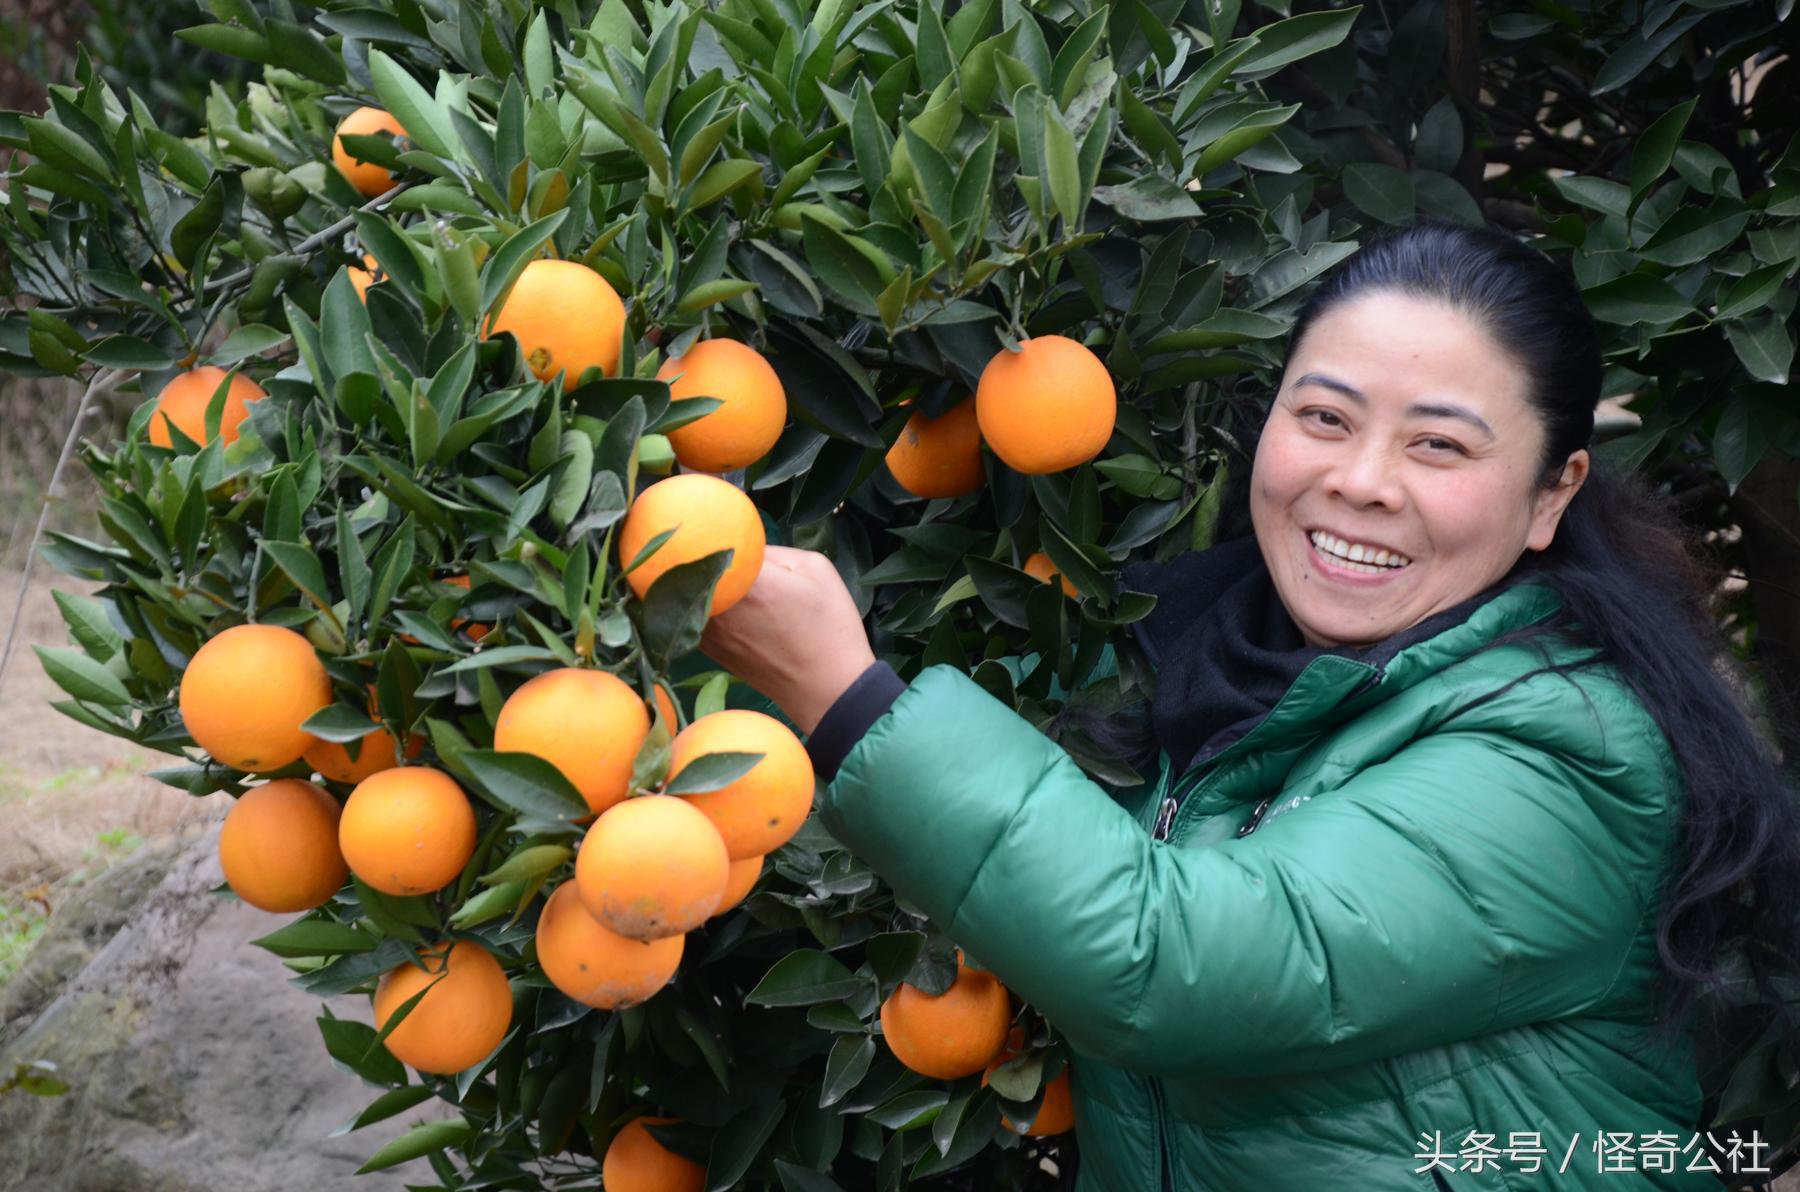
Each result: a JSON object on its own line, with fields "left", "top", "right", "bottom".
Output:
{"left": 1250, "top": 291, "right": 1589, "bottom": 650}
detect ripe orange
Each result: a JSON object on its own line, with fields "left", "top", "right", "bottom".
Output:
{"left": 179, "top": 623, "right": 330, "bottom": 771}
{"left": 976, "top": 336, "right": 1116, "bottom": 474}
{"left": 885, "top": 396, "right": 984, "bottom": 498}
{"left": 148, "top": 366, "right": 266, "bottom": 449}
{"left": 616, "top": 474, "right": 766, "bottom": 616}
{"left": 346, "top": 253, "right": 381, "bottom": 303}
{"left": 575, "top": 795, "right": 729, "bottom": 940}
{"left": 304, "top": 723, "right": 423, "bottom": 785}
{"left": 656, "top": 338, "right": 787, "bottom": 473}
{"left": 484, "top": 258, "right": 626, "bottom": 390}
{"left": 535, "top": 881, "right": 683, "bottom": 1009}
{"left": 984, "top": 1056, "right": 1076, "bottom": 1136}
{"left": 711, "top": 854, "right": 762, "bottom": 916}
{"left": 879, "top": 957, "right": 1012, "bottom": 1079}
{"left": 338, "top": 766, "right": 477, "bottom": 896}
{"left": 1023, "top": 551, "right": 1080, "bottom": 598}
{"left": 493, "top": 668, "right": 650, "bottom": 817}
{"left": 602, "top": 1117, "right": 703, "bottom": 1192}
{"left": 667, "top": 710, "right": 814, "bottom": 860}
{"left": 332, "top": 106, "right": 407, "bottom": 198}
{"left": 217, "top": 779, "right": 347, "bottom": 913}
{"left": 373, "top": 941, "right": 512, "bottom": 1075}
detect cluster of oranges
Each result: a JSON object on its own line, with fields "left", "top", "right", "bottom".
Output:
{"left": 878, "top": 956, "right": 1075, "bottom": 1137}
{"left": 884, "top": 335, "right": 1118, "bottom": 495}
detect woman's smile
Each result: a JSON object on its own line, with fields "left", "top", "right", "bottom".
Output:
{"left": 1304, "top": 527, "right": 1414, "bottom": 583}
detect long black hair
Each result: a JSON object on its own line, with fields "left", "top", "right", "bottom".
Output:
{"left": 1081, "top": 218, "right": 1800, "bottom": 1070}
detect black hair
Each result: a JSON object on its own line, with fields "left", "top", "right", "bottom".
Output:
{"left": 1076, "top": 218, "right": 1800, "bottom": 1078}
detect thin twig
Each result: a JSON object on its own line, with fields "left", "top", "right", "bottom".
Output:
{"left": 200, "top": 182, "right": 412, "bottom": 295}
{"left": 0, "top": 366, "right": 134, "bottom": 698}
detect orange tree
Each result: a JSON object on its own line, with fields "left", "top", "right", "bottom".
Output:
{"left": 3, "top": 0, "right": 1797, "bottom": 1186}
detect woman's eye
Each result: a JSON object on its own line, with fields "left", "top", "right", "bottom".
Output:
{"left": 1419, "top": 437, "right": 1465, "bottom": 455}
{"left": 1303, "top": 410, "right": 1345, "bottom": 429}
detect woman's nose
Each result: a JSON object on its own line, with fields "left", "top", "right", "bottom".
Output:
{"left": 1325, "top": 441, "right": 1404, "bottom": 510}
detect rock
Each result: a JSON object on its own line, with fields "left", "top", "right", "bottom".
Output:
{"left": 0, "top": 825, "right": 451, "bottom": 1191}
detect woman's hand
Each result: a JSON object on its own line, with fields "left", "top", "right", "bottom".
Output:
{"left": 698, "top": 546, "right": 876, "bottom": 735}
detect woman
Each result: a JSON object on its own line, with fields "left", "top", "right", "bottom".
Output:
{"left": 700, "top": 220, "right": 1800, "bottom": 1189}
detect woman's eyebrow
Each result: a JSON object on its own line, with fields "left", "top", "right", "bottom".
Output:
{"left": 1292, "top": 372, "right": 1495, "bottom": 438}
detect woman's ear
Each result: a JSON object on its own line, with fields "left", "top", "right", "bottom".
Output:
{"left": 1526, "top": 450, "right": 1591, "bottom": 552}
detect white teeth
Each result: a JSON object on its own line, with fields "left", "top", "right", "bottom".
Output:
{"left": 1309, "top": 531, "right": 1411, "bottom": 570}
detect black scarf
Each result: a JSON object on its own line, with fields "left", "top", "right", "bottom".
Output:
{"left": 1123, "top": 537, "right": 1501, "bottom": 773}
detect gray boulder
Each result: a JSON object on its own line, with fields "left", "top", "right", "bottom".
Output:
{"left": 0, "top": 825, "right": 451, "bottom": 1191}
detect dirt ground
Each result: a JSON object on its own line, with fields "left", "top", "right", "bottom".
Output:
{"left": 0, "top": 566, "right": 219, "bottom": 980}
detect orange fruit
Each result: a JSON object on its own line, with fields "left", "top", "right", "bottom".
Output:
{"left": 493, "top": 668, "right": 650, "bottom": 817}
{"left": 373, "top": 940, "right": 512, "bottom": 1075}
{"left": 304, "top": 723, "right": 423, "bottom": 786}
{"left": 148, "top": 366, "right": 266, "bottom": 449}
{"left": 711, "top": 855, "right": 762, "bottom": 916}
{"left": 575, "top": 795, "right": 729, "bottom": 940}
{"left": 1023, "top": 551, "right": 1080, "bottom": 598}
{"left": 535, "top": 881, "right": 684, "bottom": 1009}
{"left": 983, "top": 1050, "right": 1076, "bottom": 1136}
{"left": 656, "top": 338, "right": 787, "bottom": 473}
{"left": 879, "top": 957, "right": 1012, "bottom": 1079}
{"left": 217, "top": 779, "right": 347, "bottom": 913}
{"left": 484, "top": 258, "right": 626, "bottom": 390}
{"left": 338, "top": 766, "right": 477, "bottom": 896}
{"left": 179, "top": 623, "right": 330, "bottom": 771}
{"left": 346, "top": 253, "right": 381, "bottom": 303}
{"left": 885, "top": 396, "right": 984, "bottom": 498}
{"left": 976, "top": 336, "right": 1116, "bottom": 474}
{"left": 602, "top": 1117, "right": 703, "bottom": 1192}
{"left": 617, "top": 474, "right": 766, "bottom": 616}
{"left": 332, "top": 106, "right": 407, "bottom": 198}
{"left": 667, "top": 710, "right": 814, "bottom": 860}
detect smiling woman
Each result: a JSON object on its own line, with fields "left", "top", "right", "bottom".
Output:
{"left": 699, "top": 220, "right": 1800, "bottom": 1191}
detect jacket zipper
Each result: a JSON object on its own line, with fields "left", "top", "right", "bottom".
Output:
{"left": 1149, "top": 1077, "right": 1175, "bottom": 1191}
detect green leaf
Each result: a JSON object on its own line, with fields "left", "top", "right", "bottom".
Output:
{"left": 52, "top": 590, "right": 122, "bottom": 660}
{"left": 34, "top": 645, "right": 130, "bottom": 706}
{"left": 301, "top": 703, "right": 383, "bottom": 744}
{"left": 1582, "top": 275, "right": 1691, "bottom": 326}
{"left": 1715, "top": 264, "right": 1790, "bottom": 321}
{"left": 83, "top": 334, "right": 179, "bottom": 371}
{"left": 210, "top": 324, "right": 290, "bottom": 367}
{"left": 480, "top": 844, "right": 573, "bottom": 884}
{"left": 355, "top": 1117, "right": 473, "bottom": 1173}
{"left": 636, "top": 552, "right": 733, "bottom": 670}
{"left": 329, "top": 1085, "right": 437, "bottom": 1138}
{"left": 1229, "top": 8, "right": 1361, "bottom": 79}
{"left": 367, "top": 47, "right": 456, "bottom": 160}
{"left": 664, "top": 751, "right": 765, "bottom": 796}
{"left": 1090, "top": 175, "right": 1198, "bottom": 222}
{"left": 170, "top": 177, "right": 225, "bottom": 270}
{"left": 819, "top": 1034, "right": 875, "bottom": 1108}
{"left": 263, "top": 540, "right": 335, "bottom": 613}
{"left": 746, "top": 950, "right": 865, "bottom": 1007}
{"left": 25, "top": 116, "right": 114, "bottom": 180}
{"left": 252, "top": 919, "right": 377, "bottom": 958}
{"left": 174, "top": 23, "right": 275, "bottom": 63}
{"left": 1724, "top": 313, "right": 1794, "bottom": 385}
{"left": 706, "top": 1101, "right": 786, "bottom": 1191}
{"left": 266, "top": 18, "right": 346, "bottom": 84}
{"left": 318, "top": 1014, "right": 409, "bottom": 1087}
{"left": 1341, "top": 162, "right": 1415, "bottom": 226}
{"left": 688, "top": 158, "right": 762, "bottom": 209}
{"left": 1593, "top": 13, "right": 1707, "bottom": 96}
{"left": 459, "top": 749, "right": 589, "bottom": 825}
{"left": 1043, "top": 107, "right": 1083, "bottom": 229}
{"left": 1630, "top": 98, "right": 1697, "bottom": 214}
{"left": 676, "top": 279, "right": 758, "bottom": 315}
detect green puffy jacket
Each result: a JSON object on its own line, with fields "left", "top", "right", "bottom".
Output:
{"left": 818, "top": 579, "right": 1714, "bottom": 1190}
